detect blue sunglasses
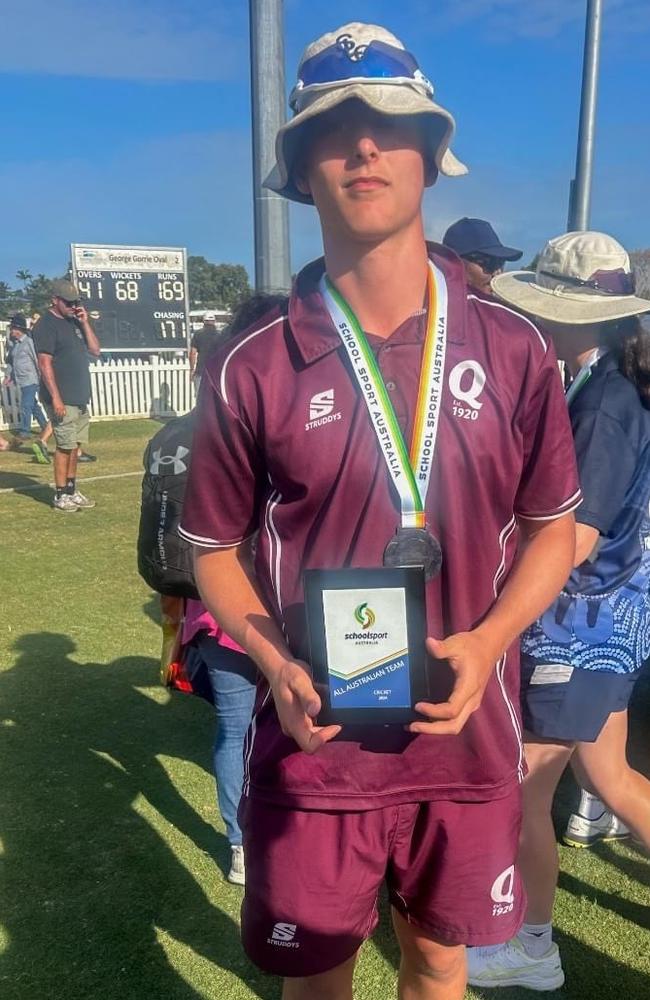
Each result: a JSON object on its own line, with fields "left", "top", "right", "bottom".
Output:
{"left": 290, "top": 36, "right": 433, "bottom": 111}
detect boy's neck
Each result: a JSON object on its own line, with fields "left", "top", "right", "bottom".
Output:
{"left": 323, "top": 222, "right": 429, "bottom": 338}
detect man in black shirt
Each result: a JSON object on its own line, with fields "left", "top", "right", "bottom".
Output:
{"left": 32, "top": 279, "right": 101, "bottom": 512}
{"left": 189, "top": 312, "right": 222, "bottom": 385}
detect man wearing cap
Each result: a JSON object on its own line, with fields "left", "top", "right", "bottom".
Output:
{"left": 4, "top": 314, "right": 52, "bottom": 461}
{"left": 180, "top": 22, "right": 580, "bottom": 1000}
{"left": 32, "top": 280, "right": 100, "bottom": 512}
{"left": 443, "top": 218, "right": 522, "bottom": 296}
{"left": 189, "top": 311, "right": 222, "bottom": 386}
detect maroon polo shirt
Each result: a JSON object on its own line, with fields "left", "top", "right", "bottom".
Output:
{"left": 180, "top": 244, "right": 581, "bottom": 810}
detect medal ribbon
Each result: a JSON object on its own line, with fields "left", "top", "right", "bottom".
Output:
{"left": 319, "top": 260, "right": 448, "bottom": 529}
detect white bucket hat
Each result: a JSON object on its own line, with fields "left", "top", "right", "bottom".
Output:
{"left": 264, "top": 22, "right": 468, "bottom": 205}
{"left": 492, "top": 231, "right": 650, "bottom": 325}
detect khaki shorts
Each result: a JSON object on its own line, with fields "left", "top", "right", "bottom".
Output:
{"left": 47, "top": 404, "right": 90, "bottom": 451}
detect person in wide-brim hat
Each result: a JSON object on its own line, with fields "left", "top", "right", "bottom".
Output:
{"left": 469, "top": 232, "right": 650, "bottom": 991}
{"left": 264, "top": 21, "right": 467, "bottom": 204}
{"left": 491, "top": 230, "right": 649, "bottom": 324}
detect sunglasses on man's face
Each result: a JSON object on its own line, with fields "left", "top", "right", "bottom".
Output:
{"left": 464, "top": 254, "right": 504, "bottom": 275}
{"left": 61, "top": 298, "right": 80, "bottom": 307}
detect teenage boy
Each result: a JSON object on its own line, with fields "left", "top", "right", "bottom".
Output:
{"left": 32, "top": 279, "right": 100, "bottom": 511}
{"left": 180, "top": 23, "right": 580, "bottom": 1000}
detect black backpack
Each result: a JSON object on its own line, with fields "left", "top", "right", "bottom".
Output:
{"left": 137, "top": 412, "right": 200, "bottom": 599}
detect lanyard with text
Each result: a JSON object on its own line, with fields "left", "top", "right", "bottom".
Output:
{"left": 565, "top": 348, "right": 605, "bottom": 406}
{"left": 319, "top": 260, "right": 448, "bottom": 531}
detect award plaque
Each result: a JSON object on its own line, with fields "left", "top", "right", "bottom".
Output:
{"left": 304, "top": 566, "right": 428, "bottom": 725}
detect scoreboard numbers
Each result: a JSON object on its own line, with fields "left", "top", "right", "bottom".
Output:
{"left": 71, "top": 244, "right": 189, "bottom": 352}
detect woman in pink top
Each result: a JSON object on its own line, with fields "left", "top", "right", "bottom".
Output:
{"left": 182, "top": 599, "right": 256, "bottom": 886}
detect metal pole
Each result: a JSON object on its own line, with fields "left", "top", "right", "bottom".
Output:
{"left": 250, "top": 0, "right": 292, "bottom": 292}
{"left": 567, "top": 0, "right": 603, "bottom": 231}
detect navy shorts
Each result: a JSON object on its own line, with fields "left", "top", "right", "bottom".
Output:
{"left": 521, "top": 655, "right": 640, "bottom": 742}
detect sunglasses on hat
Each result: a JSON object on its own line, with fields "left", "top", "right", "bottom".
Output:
{"left": 539, "top": 268, "right": 635, "bottom": 297}
{"left": 291, "top": 37, "right": 433, "bottom": 111}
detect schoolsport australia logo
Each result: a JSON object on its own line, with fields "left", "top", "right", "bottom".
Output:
{"left": 354, "top": 603, "right": 376, "bottom": 630}
{"left": 305, "top": 389, "right": 342, "bottom": 431}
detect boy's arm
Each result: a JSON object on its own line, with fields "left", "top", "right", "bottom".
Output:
{"left": 194, "top": 543, "right": 341, "bottom": 753}
{"left": 407, "top": 512, "right": 575, "bottom": 735}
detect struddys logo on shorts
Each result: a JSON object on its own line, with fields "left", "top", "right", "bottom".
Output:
{"left": 268, "top": 922, "right": 300, "bottom": 949}
{"left": 490, "top": 865, "right": 515, "bottom": 917}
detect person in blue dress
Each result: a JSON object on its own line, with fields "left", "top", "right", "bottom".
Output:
{"left": 468, "top": 231, "right": 650, "bottom": 992}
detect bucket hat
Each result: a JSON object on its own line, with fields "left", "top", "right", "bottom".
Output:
{"left": 264, "top": 22, "right": 468, "bottom": 205}
{"left": 492, "top": 231, "right": 650, "bottom": 325}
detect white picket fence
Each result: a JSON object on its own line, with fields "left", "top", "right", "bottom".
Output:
{"left": 0, "top": 356, "right": 195, "bottom": 429}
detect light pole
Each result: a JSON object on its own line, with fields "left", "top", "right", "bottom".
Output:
{"left": 249, "top": 0, "right": 292, "bottom": 292}
{"left": 567, "top": 0, "right": 603, "bottom": 231}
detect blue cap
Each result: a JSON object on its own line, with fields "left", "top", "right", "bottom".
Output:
{"left": 443, "top": 217, "right": 522, "bottom": 261}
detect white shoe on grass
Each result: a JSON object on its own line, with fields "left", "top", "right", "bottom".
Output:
{"left": 467, "top": 938, "right": 565, "bottom": 991}
{"left": 53, "top": 493, "right": 80, "bottom": 512}
{"left": 564, "top": 809, "right": 629, "bottom": 848}
{"left": 69, "top": 490, "right": 96, "bottom": 509}
{"left": 228, "top": 845, "right": 245, "bottom": 886}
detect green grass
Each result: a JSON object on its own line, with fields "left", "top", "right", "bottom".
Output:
{"left": 1, "top": 419, "right": 649, "bottom": 999}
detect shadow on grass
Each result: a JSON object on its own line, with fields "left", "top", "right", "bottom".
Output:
{"left": 0, "top": 632, "right": 279, "bottom": 1000}
{"left": 0, "top": 471, "right": 52, "bottom": 506}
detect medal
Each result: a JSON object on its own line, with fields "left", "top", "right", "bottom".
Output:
{"left": 383, "top": 527, "right": 443, "bottom": 581}
{"left": 320, "top": 259, "right": 449, "bottom": 579}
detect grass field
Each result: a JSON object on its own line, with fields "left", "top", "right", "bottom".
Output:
{"left": 1, "top": 419, "right": 648, "bottom": 999}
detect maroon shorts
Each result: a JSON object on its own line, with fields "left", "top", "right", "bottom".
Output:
{"left": 241, "top": 787, "right": 525, "bottom": 978}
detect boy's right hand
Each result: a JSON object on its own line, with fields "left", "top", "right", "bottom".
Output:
{"left": 270, "top": 659, "right": 341, "bottom": 754}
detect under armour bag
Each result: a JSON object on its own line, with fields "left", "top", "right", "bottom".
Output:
{"left": 137, "top": 412, "right": 200, "bottom": 599}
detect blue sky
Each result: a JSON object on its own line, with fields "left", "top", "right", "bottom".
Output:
{"left": 1, "top": 0, "right": 648, "bottom": 284}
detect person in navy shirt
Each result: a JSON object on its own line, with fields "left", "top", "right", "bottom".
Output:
{"left": 468, "top": 231, "right": 650, "bottom": 993}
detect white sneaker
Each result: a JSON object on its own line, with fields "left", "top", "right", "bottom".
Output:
{"left": 53, "top": 493, "right": 80, "bottom": 512}
{"left": 467, "top": 938, "right": 565, "bottom": 991}
{"left": 69, "top": 490, "right": 96, "bottom": 509}
{"left": 227, "top": 845, "right": 245, "bottom": 886}
{"left": 564, "top": 809, "right": 629, "bottom": 848}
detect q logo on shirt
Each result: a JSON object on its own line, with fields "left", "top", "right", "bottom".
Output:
{"left": 449, "top": 360, "right": 486, "bottom": 419}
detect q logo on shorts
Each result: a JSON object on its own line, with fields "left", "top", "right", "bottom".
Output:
{"left": 490, "top": 865, "right": 515, "bottom": 917}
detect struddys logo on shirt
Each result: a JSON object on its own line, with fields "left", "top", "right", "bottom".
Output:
{"left": 322, "top": 588, "right": 411, "bottom": 708}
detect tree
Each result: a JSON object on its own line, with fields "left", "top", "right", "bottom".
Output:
{"left": 26, "top": 274, "right": 56, "bottom": 315}
{"left": 187, "top": 256, "right": 251, "bottom": 310}
{"left": 16, "top": 269, "right": 32, "bottom": 290}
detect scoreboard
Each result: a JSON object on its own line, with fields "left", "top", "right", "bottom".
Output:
{"left": 71, "top": 243, "right": 189, "bottom": 352}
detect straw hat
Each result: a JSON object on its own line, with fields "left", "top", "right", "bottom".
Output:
{"left": 492, "top": 231, "right": 650, "bottom": 325}
{"left": 264, "top": 22, "right": 468, "bottom": 205}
